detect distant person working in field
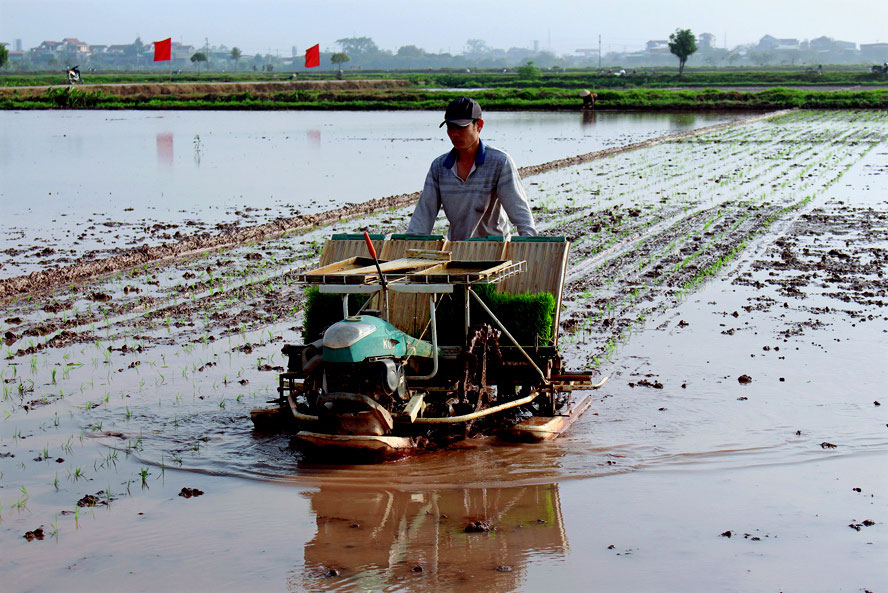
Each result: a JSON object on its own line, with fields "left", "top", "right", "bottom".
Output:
{"left": 579, "top": 89, "right": 597, "bottom": 110}
{"left": 405, "top": 97, "right": 537, "bottom": 241}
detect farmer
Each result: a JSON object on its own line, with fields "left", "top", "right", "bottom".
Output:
{"left": 405, "top": 97, "right": 536, "bottom": 241}
{"left": 579, "top": 89, "right": 597, "bottom": 109}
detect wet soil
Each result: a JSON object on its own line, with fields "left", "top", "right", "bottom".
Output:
{"left": 0, "top": 111, "right": 780, "bottom": 302}
{"left": 1, "top": 109, "right": 886, "bottom": 592}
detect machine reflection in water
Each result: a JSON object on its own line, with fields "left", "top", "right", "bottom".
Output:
{"left": 292, "top": 483, "right": 566, "bottom": 592}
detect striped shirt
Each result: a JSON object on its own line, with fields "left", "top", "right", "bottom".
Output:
{"left": 406, "top": 141, "right": 536, "bottom": 241}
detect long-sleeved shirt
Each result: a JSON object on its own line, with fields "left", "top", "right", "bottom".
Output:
{"left": 406, "top": 141, "right": 537, "bottom": 241}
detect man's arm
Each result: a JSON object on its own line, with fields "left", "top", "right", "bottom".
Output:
{"left": 496, "top": 155, "right": 537, "bottom": 236}
{"left": 406, "top": 165, "right": 442, "bottom": 235}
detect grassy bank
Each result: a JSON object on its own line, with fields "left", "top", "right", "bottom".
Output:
{"left": 4, "top": 67, "right": 888, "bottom": 89}
{"left": 2, "top": 85, "right": 886, "bottom": 111}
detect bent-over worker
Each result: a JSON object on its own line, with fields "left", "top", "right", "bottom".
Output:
{"left": 405, "top": 97, "right": 536, "bottom": 241}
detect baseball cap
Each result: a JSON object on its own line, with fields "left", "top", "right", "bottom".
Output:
{"left": 439, "top": 97, "right": 482, "bottom": 128}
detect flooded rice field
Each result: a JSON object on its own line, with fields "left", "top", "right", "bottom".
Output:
{"left": 1, "top": 109, "right": 887, "bottom": 592}
{"left": 0, "top": 110, "right": 747, "bottom": 278}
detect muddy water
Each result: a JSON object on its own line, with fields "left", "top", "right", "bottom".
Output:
{"left": 0, "top": 110, "right": 747, "bottom": 277}
{"left": 2, "top": 110, "right": 887, "bottom": 592}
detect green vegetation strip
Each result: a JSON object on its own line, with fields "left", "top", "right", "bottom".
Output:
{"left": 303, "top": 284, "right": 555, "bottom": 346}
{"left": 4, "top": 68, "right": 888, "bottom": 89}
{"left": 2, "top": 86, "right": 886, "bottom": 110}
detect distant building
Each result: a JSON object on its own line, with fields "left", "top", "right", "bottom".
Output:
{"left": 60, "top": 38, "right": 90, "bottom": 55}
{"left": 699, "top": 33, "right": 716, "bottom": 49}
{"left": 172, "top": 42, "right": 195, "bottom": 60}
{"left": 810, "top": 36, "right": 856, "bottom": 52}
{"left": 34, "top": 40, "right": 62, "bottom": 55}
{"left": 646, "top": 40, "right": 669, "bottom": 54}
{"left": 860, "top": 42, "right": 888, "bottom": 61}
{"left": 106, "top": 44, "right": 130, "bottom": 55}
{"left": 757, "top": 35, "right": 800, "bottom": 51}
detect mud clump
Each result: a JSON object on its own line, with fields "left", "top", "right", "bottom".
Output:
{"left": 23, "top": 527, "right": 45, "bottom": 542}
{"left": 465, "top": 520, "right": 495, "bottom": 533}
{"left": 178, "top": 487, "right": 205, "bottom": 498}
{"left": 738, "top": 374, "right": 753, "bottom": 384}
{"left": 77, "top": 494, "right": 101, "bottom": 507}
{"left": 77, "top": 491, "right": 113, "bottom": 507}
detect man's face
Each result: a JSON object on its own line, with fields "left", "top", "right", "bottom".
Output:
{"left": 446, "top": 119, "right": 484, "bottom": 153}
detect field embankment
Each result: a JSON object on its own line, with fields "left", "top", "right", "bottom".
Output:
{"left": 4, "top": 67, "right": 888, "bottom": 89}
{"left": 1, "top": 81, "right": 887, "bottom": 110}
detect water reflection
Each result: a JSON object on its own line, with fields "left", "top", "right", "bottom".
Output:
{"left": 156, "top": 132, "right": 173, "bottom": 166}
{"left": 1, "top": 110, "right": 751, "bottom": 278}
{"left": 293, "top": 483, "right": 566, "bottom": 592}
{"left": 667, "top": 112, "right": 696, "bottom": 128}
{"left": 581, "top": 110, "right": 597, "bottom": 126}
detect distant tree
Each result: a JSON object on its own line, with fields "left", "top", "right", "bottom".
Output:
{"left": 465, "top": 39, "right": 490, "bottom": 56}
{"left": 190, "top": 51, "right": 208, "bottom": 73}
{"left": 336, "top": 37, "right": 379, "bottom": 56}
{"left": 516, "top": 60, "right": 540, "bottom": 79}
{"left": 330, "top": 52, "right": 350, "bottom": 74}
{"left": 129, "top": 37, "right": 145, "bottom": 57}
{"left": 396, "top": 45, "right": 425, "bottom": 58}
{"left": 783, "top": 49, "right": 800, "bottom": 66}
{"left": 668, "top": 28, "right": 697, "bottom": 75}
{"left": 747, "top": 50, "right": 774, "bottom": 67}
{"left": 230, "top": 47, "right": 242, "bottom": 70}
{"left": 0, "top": 45, "right": 8, "bottom": 69}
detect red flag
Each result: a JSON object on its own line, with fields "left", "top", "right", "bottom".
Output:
{"left": 154, "top": 38, "right": 171, "bottom": 62}
{"left": 305, "top": 44, "right": 320, "bottom": 68}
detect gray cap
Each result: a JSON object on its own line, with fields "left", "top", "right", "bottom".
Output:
{"left": 440, "top": 97, "right": 482, "bottom": 127}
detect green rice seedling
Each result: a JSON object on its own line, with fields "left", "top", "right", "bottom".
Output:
{"left": 140, "top": 467, "right": 150, "bottom": 488}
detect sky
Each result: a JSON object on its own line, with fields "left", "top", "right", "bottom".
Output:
{"left": 2, "top": 0, "right": 886, "bottom": 57}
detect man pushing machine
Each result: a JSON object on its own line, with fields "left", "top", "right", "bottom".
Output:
{"left": 406, "top": 97, "right": 537, "bottom": 241}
